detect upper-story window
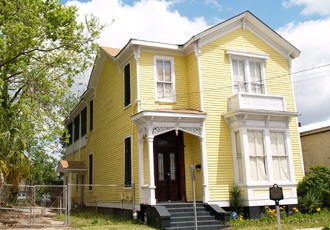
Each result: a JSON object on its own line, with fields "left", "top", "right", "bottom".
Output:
{"left": 155, "top": 57, "right": 175, "bottom": 102}
{"left": 89, "top": 100, "right": 94, "bottom": 131}
{"left": 124, "top": 63, "right": 131, "bottom": 107}
{"left": 74, "top": 115, "right": 80, "bottom": 142}
{"left": 81, "top": 107, "right": 87, "bottom": 137}
{"left": 68, "top": 122, "right": 73, "bottom": 145}
{"left": 227, "top": 49, "right": 268, "bottom": 95}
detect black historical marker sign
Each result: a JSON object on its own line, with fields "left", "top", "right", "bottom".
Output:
{"left": 269, "top": 184, "right": 283, "bottom": 201}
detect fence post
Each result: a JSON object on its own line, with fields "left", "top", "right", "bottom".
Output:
{"left": 68, "top": 183, "right": 71, "bottom": 225}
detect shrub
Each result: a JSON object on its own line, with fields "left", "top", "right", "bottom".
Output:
{"left": 297, "top": 165, "right": 330, "bottom": 212}
{"left": 229, "top": 185, "right": 244, "bottom": 215}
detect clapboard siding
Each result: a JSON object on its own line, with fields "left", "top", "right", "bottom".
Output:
{"left": 199, "top": 27, "right": 303, "bottom": 201}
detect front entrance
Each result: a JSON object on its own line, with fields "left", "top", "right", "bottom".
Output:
{"left": 154, "top": 131, "right": 185, "bottom": 202}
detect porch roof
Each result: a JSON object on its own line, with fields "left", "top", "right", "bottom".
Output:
{"left": 57, "top": 160, "right": 87, "bottom": 173}
{"left": 131, "top": 109, "right": 207, "bottom": 123}
{"left": 131, "top": 109, "right": 207, "bottom": 138}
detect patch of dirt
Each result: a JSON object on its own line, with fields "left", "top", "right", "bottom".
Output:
{"left": 0, "top": 207, "right": 76, "bottom": 229}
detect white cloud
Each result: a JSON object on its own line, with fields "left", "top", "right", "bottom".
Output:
{"left": 278, "top": 19, "right": 330, "bottom": 125}
{"left": 67, "top": 0, "right": 208, "bottom": 48}
{"left": 283, "top": 0, "right": 330, "bottom": 16}
{"left": 205, "top": 0, "right": 222, "bottom": 11}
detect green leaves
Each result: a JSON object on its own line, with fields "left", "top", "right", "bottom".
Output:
{"left": 0, "top": 0, "right": 103, "bottom": 184}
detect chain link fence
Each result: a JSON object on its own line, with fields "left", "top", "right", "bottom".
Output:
{"left": 0, "top": 183, "right": 136, "bottom": 228}
{"left": 0, "top": 184, "right": 68, "bottom": 228}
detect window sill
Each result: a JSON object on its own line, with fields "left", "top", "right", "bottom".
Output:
{"left": 155, "top": 99, "right": 176, "bottom": 104}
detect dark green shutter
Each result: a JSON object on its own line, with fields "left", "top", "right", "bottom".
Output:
{"left": 124, "top": 64, "right": 131, "bottom": 107}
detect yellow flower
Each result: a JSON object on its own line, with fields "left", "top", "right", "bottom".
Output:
{"left": 280, "top": 207, "right": 284, "bottom": 211}
{"left": 316, "top": 207, "right": 321, "bottom": 212}
{"left": 293, "top": 207, "right": 299, "bottom": 213}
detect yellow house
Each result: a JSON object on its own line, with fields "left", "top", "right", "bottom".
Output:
{"left": 60, "top": 11, "right": 304, "bottom": 227}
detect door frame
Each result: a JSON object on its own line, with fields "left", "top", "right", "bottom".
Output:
{"left": 154, "top": 130, "right": 186, "bottom": 202}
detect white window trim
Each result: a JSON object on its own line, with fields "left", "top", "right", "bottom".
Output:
{"left": 228, "top": 50, "right": 268, "bottom": 94}
{"left": 226, "top": 49, "right": 269, "bottom": 59}
{"left": 154, "top": 56, "right": 176, "bottom": 102}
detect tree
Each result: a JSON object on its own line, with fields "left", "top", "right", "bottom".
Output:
{"left": 0, "top": 0, "right": 103, "bottom": 184}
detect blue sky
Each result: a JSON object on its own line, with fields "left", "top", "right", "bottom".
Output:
{"left": 62, "top": 0, "right": 330, "bottom": 126}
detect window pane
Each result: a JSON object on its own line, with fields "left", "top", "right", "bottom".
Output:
{"left": 164, "top": 61, "right": 171, "bottom": 82}
{"left": 235, "top": 132, "right": 243, "bottom": 182}
{"left": 248, "top": 130, "right": 267, "bottom": 181}
{"left": 170, "top": 153, "right": 176, "bottom": 180}
{"left": 273, "top": 156, "right": 290, "bottom": 180}
{"left": 157, "top": 83, "right": 164, "bottom": 98}
{"left": 164, "top": 83, "right": 172, "bottom": 98}
{"left": 156, "top": 60, "right": 163, "bottom": 81}
{"left": 158, "top": 153, "right": 164, "bottom": 181}
{"left": 250, "top": 61, "right": 264, "bottom": 94}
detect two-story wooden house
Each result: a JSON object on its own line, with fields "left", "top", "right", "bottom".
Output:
{"left": 59, "top": 11, "right": 304, "bottom": 227}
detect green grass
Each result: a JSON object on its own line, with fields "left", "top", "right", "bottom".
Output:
{"left": 56, "top": 209, "right": 330, "bottom": 230}
{"left": 229, "top": 209, "right": 330, "bottom": 229}
{"left": 56, "top": 211, "right": 155, "bottom": 229}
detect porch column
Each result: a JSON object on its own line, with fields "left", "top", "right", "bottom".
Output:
{"left": 138, "top": 130, "right": 144, "bottom": 202}
{"left": 200, "top": 125, "right": 209, "bottom": 203}
{"left": 147, "top": 135, "right": 156, "bottom": 205}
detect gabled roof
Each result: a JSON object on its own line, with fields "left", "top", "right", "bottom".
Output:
{"left": 68, "top": 11, "right": 300, "bottom": 120}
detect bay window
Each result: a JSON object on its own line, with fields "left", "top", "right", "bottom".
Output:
{"left": 234, "top": 128, "right": 291, "bottom": 184}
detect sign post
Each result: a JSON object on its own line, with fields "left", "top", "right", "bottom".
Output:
{"left": 269, "top": 184, "right": 284, "bottom": 230}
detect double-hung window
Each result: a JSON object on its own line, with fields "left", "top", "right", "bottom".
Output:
{"left": 67, "top": 122, "right": 73, "bottom": 145}
{"left": 74, "top": 115, "right": 80, "bottom": 142}
{"left": 248, "top": 130, "right": 267, "bottom": 181}
{"left": 89, "top": 154, "right": 93, "bottom": 191}
{"left": 124, "top": 137, "right": 132, "bottom": 187}
{"left": 270, "top": 131, "right": 290, "bottom": 180}
{"left": 228, "top": 50, "right": 267, "bottom": 94}
{"left": 155, "top": 57, "right": 175, "bottom": 102}
{"left": 235, "top": 132, "right": 244, "bottom": 182}
{"left": 81, "top": 107, "right": 87, "bottom": 137}
{"left": 124, "top": 63, "right": 131, "bottom": 107}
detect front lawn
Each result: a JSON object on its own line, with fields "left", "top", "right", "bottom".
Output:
{"left": 57, "top": 209, "right": 330, "bottom": 229}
